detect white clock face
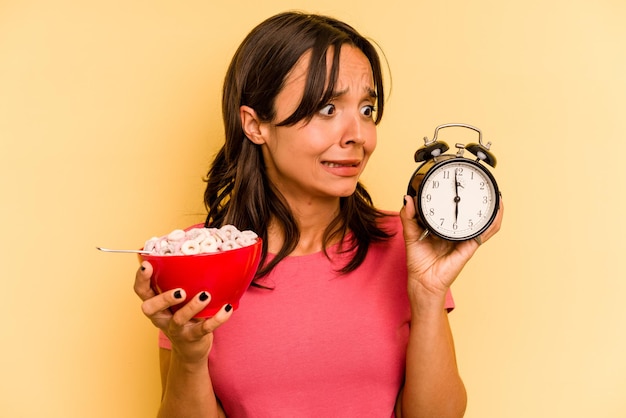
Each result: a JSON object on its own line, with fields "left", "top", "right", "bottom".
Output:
{"left": 418, "top": 159, "right": 499, "bottom": 240}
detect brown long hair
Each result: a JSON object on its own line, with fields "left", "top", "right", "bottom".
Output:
{"left": 204, "top": 11, "right": 392, "bottom": 279}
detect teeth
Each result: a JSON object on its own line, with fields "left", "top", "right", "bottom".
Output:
{"left": 324, "top": 162, "right": 355, "bottom": 168}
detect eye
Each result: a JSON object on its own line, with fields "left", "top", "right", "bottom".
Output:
{"left": 319, "top": 104, "right": 336, "bottom": 116}
{"left": 361, "top": 105, "right": 376, "bottom": 118}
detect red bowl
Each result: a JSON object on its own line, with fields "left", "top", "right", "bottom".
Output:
{"left": 139, "top": 239, "right": 262, "bottom": 318}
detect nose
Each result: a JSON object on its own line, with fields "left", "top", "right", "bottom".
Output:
{"left": 340, "top": 113, "right": 368, "bottom": 147}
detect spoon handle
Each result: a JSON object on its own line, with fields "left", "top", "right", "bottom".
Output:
{"left": 96, "top": 246, "right": 152, "bottom": 255}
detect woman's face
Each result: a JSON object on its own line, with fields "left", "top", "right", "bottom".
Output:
{"left": 257, "top": 44, "right": 377, "bottom": 205}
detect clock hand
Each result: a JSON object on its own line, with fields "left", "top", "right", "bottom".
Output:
{"left": 454, "top": 171, "right": 460, "bottom": 222}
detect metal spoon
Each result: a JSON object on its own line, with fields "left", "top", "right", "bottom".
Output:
{"left": 96, "top": 246, "right": 153, "bottom": 255}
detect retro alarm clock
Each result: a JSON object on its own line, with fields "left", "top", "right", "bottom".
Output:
{"left": 407, "top": 123, "right": 500, "bottom": 242}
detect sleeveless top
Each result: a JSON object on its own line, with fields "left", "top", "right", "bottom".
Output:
{"left": 159, "top": 213, "right": 454, "bottom": 417}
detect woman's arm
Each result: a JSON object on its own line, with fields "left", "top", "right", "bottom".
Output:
{"left": 159, "top": 348, "right": 226, "bottom": 418}
{"left": 395, "top": 298, "right": 467, "bottom": 418}
{"left": 397, "top": 196, "right": 503, "bottom": 418}
{"left": 134, "top": 262, "right": 232, "bottom": 418}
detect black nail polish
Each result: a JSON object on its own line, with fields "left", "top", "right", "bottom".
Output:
{"left": 173, "top": 290, "right": 182, "bottom": 299}
{"left": 225, "top": 304, "right": 233, "bottom": 312}
{"left": 199, "top": 292, "right": 209, "bottom": 302}
{"left": 140, "top": 265, "right": 146, "bottom": 271}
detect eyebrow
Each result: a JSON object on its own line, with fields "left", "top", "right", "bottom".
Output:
{"left": 330, "top": 87, "right": 378, "bottom": 100}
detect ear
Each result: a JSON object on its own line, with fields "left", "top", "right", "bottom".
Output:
{"left": 240, "top": 105, "right": 267, "bottom": 145}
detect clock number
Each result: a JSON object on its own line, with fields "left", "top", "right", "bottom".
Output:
{"left": 431, "top": 180, "right": 440, "bottom": 189}
{"left": 443, "top": 171, "right": 450, "bottom": 179}
{"left": 455, "top": 167, "right": 464, "bottom": 176}
{"left": 483, "top": 196, "right": 488, "bottom": 204}
{"left": 440, "top": 218, "right": 445, "bottom": 226}
{"left": 453, "top": 222, "right": 458, "bottom": 230}
{"left": 425, "top": 194, "right": 432, "bottom": 202}
{"left": 480, "top": 181, "right": 485, "bottom": 190}
{"left": 429, "top": 208, "right": 435, "bottom": 216}
{"left": 468, "top": 219, "right": 474, "bottom": 228}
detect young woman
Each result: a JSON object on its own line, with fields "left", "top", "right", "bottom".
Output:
{"left": 134, "top": 11, "right": 503, "bottom": 418}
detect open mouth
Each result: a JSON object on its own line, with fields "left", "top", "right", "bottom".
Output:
{"left": 322, "top": 161, "right": 360, "bottom": 168}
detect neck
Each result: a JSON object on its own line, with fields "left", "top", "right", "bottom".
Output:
{"left": 268, "top": 196, "right": 341, "bottom": 256}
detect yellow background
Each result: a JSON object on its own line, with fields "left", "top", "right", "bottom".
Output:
{"left": 1, "top": 1, "right": 625, "bottom": 417}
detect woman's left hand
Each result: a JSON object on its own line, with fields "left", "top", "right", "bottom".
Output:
{"left": 399, "top": 194, "right": 504, "bottom": 301}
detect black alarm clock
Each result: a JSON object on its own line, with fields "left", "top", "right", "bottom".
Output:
{"left": 407, "top": 123, "right": 500, "bottom": 241}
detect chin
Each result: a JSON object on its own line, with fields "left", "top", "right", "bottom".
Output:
{"left": 335, "top": 185, "right": 359, "bottom": 198}
{"left": 317, "top": 178, "right": 361, "bottom": 198}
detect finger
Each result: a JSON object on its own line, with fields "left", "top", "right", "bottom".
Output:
{"left": 134, "top": 261, "right": 156, "bottom": 301}
{"left": 201, "top": 303, "right": 234, "bottom": 334}
{"left": 471, "top": 198, "right": 504, "bottom": 248}
{"left": 400, "top": 195, "right": 426, "bottom": 242}
{"left": 481, "top": 198, "right": 505, "bottom": 243}
{"left": 400, "top": 195, "right": 416, "bottom": 219}
{"left": 170, "top": 291, "right": 213, "bottom": 327}
{"left": 141, "top": 288, "right": 186, "bottom": 317}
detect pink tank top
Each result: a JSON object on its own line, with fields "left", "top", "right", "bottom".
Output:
{"left": 159, "top": 214, "right": 454, "bottom": 417}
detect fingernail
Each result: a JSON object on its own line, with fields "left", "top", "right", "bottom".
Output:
{"left": 225, "top": 304, "right": 233, "bottom": 312}
{"left": 173, "top": 289, "right": 182, "bottom": 299}
{"left": 199, "top": 291, "right": 209, "bottom": 302}
{"left": 403, "top": 196, "right": 408, "bottom": 206}
{"left": 140, "top": 265, "right": 146, "bottom": 271}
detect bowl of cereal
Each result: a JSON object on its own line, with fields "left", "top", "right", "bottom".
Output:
{"left": 139, "top": 225, "right": 262, "bottom": 318}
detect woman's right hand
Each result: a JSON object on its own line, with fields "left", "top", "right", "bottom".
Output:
{"left": 133, "top": 261, "right": 234, "bottom": 365}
